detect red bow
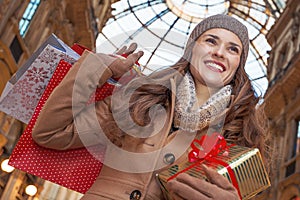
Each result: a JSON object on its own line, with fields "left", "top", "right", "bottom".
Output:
{"left": 188, "top": 132, "right": 228, "bottom": 162}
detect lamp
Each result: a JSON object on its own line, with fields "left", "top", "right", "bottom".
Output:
{"left": 1, "top": 159, "right": 14, "bottom": 173}
{"left": 25, "top": 184, "right": 37, "bottom": 196}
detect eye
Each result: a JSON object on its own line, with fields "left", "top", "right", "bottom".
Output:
{"left": 229, "top": 46, "right": 240, "bottom": 54}
{"left": 205, "top": 38, "right": 217, "bottom": 45}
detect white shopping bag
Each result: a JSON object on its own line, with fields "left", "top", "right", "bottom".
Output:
{"left": 0, "top": 34, "right": 80, "bottom": 124}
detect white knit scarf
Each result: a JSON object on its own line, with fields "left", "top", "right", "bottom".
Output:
{"left": 173, "top": 71, "right": 232, "bottom": 132}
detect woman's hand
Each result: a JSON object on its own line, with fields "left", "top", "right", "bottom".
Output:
{"left": 167, "top": 165, "right": 240, "bottom": 200}
{"left": 109, "top": 43, "right": 144, "bottom": 78}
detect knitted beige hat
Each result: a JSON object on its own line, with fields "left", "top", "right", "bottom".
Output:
{"left": 184, "top": 14, "right": 249, "bottom": 68}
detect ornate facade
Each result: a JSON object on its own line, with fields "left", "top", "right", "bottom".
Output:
{"left": 0, "top": 0, "right": 299, "bottom": 199}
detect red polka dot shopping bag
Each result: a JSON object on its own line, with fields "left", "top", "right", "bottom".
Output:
{"left": 5, "top": 36, "right": 118, "bottom": 193}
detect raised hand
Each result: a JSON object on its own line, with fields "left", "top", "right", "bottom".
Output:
{"left": 109, "top": 43, "right": 144, "bottom": 78}
{"left": 167, "top": 165, "right": 240, "bottom": 200}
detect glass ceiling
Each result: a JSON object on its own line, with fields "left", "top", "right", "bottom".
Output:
{"left": 96, "top": 0, "right": 287, "bottom": 96}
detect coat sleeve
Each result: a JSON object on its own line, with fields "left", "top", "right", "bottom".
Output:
{"left": 32, "top": 51, "right": 117, "bottom": 150}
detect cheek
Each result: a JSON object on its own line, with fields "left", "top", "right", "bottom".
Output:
{"left": 224, "top": 57, "right": 240, "bottom": 84}
{"left": 190, "top": 49, "right": 205, "bottom": 69}
{"left": 230, "top": 55, "right": 241, "bottom": 69}
{"left": 224, "top": 67, "right": 239, "bottom": 85}
{"left": 191, "top": 44, "right": 207, "bottom": 61}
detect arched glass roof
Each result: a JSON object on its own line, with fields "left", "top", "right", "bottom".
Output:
{"left": 96, "top": 0, "right": 287, "bottom": 96}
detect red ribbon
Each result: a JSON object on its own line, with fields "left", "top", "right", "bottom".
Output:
{"left": 167, "top": 133, "right": 242, "bottom": 199}
{"left": 188, "top": 133, "right": 228, "bottom": 162}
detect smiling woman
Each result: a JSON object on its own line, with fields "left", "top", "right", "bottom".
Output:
{"left": 32, "top": 14, "right": 270, "bottom": 199}
{"left": 190, "top": 29, "right": 242, "bottom": 90}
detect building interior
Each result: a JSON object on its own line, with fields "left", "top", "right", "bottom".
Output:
{"left": 0, "top": 0, "right": 299, "bottom": 199}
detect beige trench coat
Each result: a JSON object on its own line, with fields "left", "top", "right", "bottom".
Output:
{"left": 32, "top": 51, "right": 196, "bottom": 200}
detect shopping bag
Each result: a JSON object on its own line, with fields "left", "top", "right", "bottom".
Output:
{"left": 8, "top": 58, "right": 108, "bottom": 194}
{"left": 7, "top": 42, "right": 140, "bottom": 193}
{"left": 7, "top": 40, "right": 117, "bottom": 193}
{"left": 0, "top": 34, "right": 80, "bottom": 124}
{"left": 6, "top": 33, "right": 142, "bottom": 193}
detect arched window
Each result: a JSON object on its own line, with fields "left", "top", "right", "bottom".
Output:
{"left": 19, "top": 0, "right": 41, "bottom": 37}
{"left": 285, "top": 120, "right": 300, "bottom": 177}
{"left": 278, "top": 43, "right": 289, "bottom": 69}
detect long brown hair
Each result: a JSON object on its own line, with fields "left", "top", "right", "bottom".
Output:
{"left": 124, "top": 57, "right": 270, "bottom": 171}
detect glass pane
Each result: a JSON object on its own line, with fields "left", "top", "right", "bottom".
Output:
{"left": 250, "top": 8, "right": 267, "bottom": 25}
{"left": 96, "top": 34, "right": 116, "bottom": 53}
{"left": 291, "top": 121, "right": 300, "bottom": 158}
{"left": 297, "top": 121, "right": 300, "bottom": 154}
{"left": 285, "top": 161, "right": 295, "bottom": 177}
{"left": 149, "top": 12, "right": 176, "bottom": 33}
{"left": 252, "top": 77, "right": 268, "bottom": 96}
{"left": 134, "top": 6, "right": 158, "bottom": 24}
{"left": 102, "top": 20, "right": 127, "bottom": 38}
{"left": 172, "top": 18, "right": 192, "bottom": 34}
{"left": 164, "top": 29, "right": 187, "bottom": 49}
{"left": 19, "top": 0, "right": 41, "bottom": 37}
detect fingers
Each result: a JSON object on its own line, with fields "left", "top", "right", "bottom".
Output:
{"left": 167, "top": 167, "right": 240, "bottom": 200}
{"left": 174, "top": 173, "right": 216, "bottom": 198}
{"left": 202, "top": 165, "right": 236, "bottom": 191}
{"left": 124, "top": 50, "right": 144, "bottom": 66}
{"left": 167, "top": 177, "right": 211, "bottom": 200}
{"left": 124, "top": 43, "right": 138, "bottom": 55}
{"left": 170, "top": 193, "right": 185, "bottom": 200}
{"left": 115, "top": 46, "right": 127, "bottom": 55}
{"left": 116, "top": 43, "right": 138, "bottom": 55}
{"left": 109, "top": 50, "right": 144, "bottom": 78}
{"left": 109, "top": 42, "right": 143, "bottom": 78}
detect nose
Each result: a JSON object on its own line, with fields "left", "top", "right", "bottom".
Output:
{"left": 212, "top": 45, "right": 225, "bottom": 59}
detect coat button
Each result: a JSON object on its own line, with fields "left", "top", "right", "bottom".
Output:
{"left": 130, "top": 190, "right": 142, "bottom": 200}
{"left": 163, "top": 153, "right": 175, "bottom": 164}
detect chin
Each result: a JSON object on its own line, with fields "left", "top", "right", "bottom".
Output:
{"left": 202, "top": 77, "right": 227, "bottom": 88}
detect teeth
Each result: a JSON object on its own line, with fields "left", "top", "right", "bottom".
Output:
{"left": 206, "top": 62, "right": 224, "bottom": 72}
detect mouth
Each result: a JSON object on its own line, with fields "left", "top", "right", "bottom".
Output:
{"left": 204, "top": 61, "right": 226, "bottom": 72}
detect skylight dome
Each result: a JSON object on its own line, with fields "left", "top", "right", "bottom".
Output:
{"left": 96, "top": 0, "right": 287, "bottom": 96}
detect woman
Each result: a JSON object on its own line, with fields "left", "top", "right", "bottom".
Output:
{"left": 32, "top": 14, "right": 269, "bottom": 200}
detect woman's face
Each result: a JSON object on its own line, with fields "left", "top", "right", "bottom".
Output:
{"left": 190, "top": 28, "right": 242, "bottom": 88}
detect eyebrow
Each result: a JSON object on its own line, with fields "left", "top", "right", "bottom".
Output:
{"left": 205, "top": 34, "right": 242, "bottom": 49}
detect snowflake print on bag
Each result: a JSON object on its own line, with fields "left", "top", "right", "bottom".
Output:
{"left": 40, "top": 48, "right": 60, "bottom": 64}
{"left": 12, "top": 78, "right": 35, "bottom": 95}
{"left": 35, "top": 85, "right": 47, "bottom": 97}
{"left": 0, "top": 44, "right": 77, "bottom": 124}
{"left": 26, "top": 66, "right": 49, "bottom": 84}
{"left": 1, "top": 95, "right": 18, "bottom": 109}
{"left": 11, "top": 108, "right": 32, "bottom": 122}
{"left": 20, "top": 95, "right": 38, "bottom": 111}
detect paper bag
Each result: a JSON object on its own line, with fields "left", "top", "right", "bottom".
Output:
{"left": 0, "top": 34, "right": 80, "bottom": 124}
{"left": 6, "top": 34, "right": 141, "bottom": 193}
{"left": 8, "top": 59, "right": 106, "bottom": 194}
